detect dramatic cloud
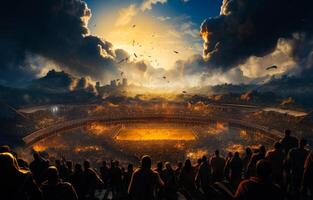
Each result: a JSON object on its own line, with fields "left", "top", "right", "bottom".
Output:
{"left": 115, "top": 4, "right": 138, "bottom": 27}
{"left": 0, "top": 0, "right": 119, "bottom": 86}
{"left": 200, "top": 0, "right": 313, "bottom": 71}
{"left": 141, "top": 0, "right": 167, "bottom": 11}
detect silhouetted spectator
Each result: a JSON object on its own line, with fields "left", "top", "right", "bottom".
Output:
{"left": 179, "top": 159, "right": 196, "bottom": 199}
{"left": 280, "top": 129, "right": 298, "bottom": 155}
{"left": 287, "top": 139, "right": 309, "bottom": 197}
{"left": 41, "top": 166, "right": 78, "bottom": 200}
{"left": 0, "top": 145, "right": 11, "bottom": 153}
{"left": 155, "top": 161, "right": 165, "bottom": 200}
{"left": 100, "top": 161, "right": 110, "bottom": 188}
{"left": 265, "top": 142, "right": 284, "bottom": 185}
{"left": 235, "top": 159, "right": 283, "bottom": 200}
{"left": 302, "top": 150, "right": 313, "bottom": 198}
{"left": 224, "top": 152, "right": 233, "bottom": 180}
{"left": 210, "top": 150, "right": 226, "bottom": 182}
{"left": 82, "top": 160, "right": 103, "bottom": 199}
{"left": 0, "top": 152, "right": 42, "bottom": 200}
{"left": 195, "top": 156, "right": 212, "bottom": 196}
{"left": 111, "top": 160, "right": 123, "bottom": 199}
{"left": 55, "top": 159, "right": 68, "bottom": 180}
{"left": 174, "top": 162, "right": 183, "bottom": 179}
{"left": 242, "top": 147, "right": 253, "bottom": 178}
{"left": 69, "top": 164, "right": 84, "bottom": 199}
{"left": 229, "top": 152, "right": 243, "bottom": 188}
{"left": 163, "top": 162, "right": 178, "bottom": 200}
{"left": 123, "top": 164, "right": 133, "bottom": 194}
{"left": 29, "top": 152, "right": 49, "bottom": 184}
{"left": 128, "top": 155, "right": 164, "bottom": 200}
{"left": 246, "top": 146, "right": 266, "bottom": 178}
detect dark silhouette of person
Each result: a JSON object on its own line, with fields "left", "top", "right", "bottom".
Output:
{"left": 69, "top": 163, "right": 84, "bottom": 199}
{"left": 123, "top": 163, "right": 133, "bottom": 196}
{"left": 0, "top": 145, "right": 11, "bottom": 153}
{"left": 280, "top": 129, "right": 298, "bottom": 155}
{"left": 111, "top": 160, "right": 123, "bottom": 199}
{"left": 174, "top": 162, "right": 183, "bottom": 179}
{"left": 65, "top": 161, "right": 74, "bottom": 182}
{"left": 242, "top": 147, "right": 253, "bottom": 178}
{"left": 224, "top": 152, "right": 233, "bottom": 181}
{"left": 302, "top": 150, "right": 313, "bottom": 198}
{"left": 100, "top": 161, "right": 110, "bottom": 188}
{"left": 0, "top": 152, "right": 43, "bottom": 200}
{"left": 265, "top": 142, "right": 284, "bottom": 185}
{"left": 195, "top": 156, "right": 212, "bottom": 195}
{"left": 287, "top": 139, "right": 309, "bottom": 197}
{"left": 82, "top": 160, "right": 103, "bottom": 199}
{"left": 29, "top": 152, "right": 49, "bottom": 184}
{"left": 155, "top": 161, "right": 165, "bottom": 200}
{"left": 179, "top": 159, "right": 196, "bottom": 200}
{"left": 235, "top": 159, "right": 283, "bottom": 200}
{"left": 229, "top": 152, "right": 243, "bottom": 188}
{"left": 210, "top": 150, "right": 226, "bottom": 182}
{"left": 41, "top": 166, "right": 78, "bottom": 200}
{"left": 246, "top": 146, "right": 266, "bottom": 178}
{"left": 163, "top": 162, "right": 178, "bottom": 200}
{"left": 128, "top": 155, "right": 164, "bottom": 200}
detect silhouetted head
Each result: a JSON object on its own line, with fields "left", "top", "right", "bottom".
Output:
{"left": 45, "top": 166, "right": 59, "bottom": 183}
{"left": 259, "top": 145, "right": 266, "bottom": 155}
{"left": 165, "top": 162, "right": 172, "bottom": 170}
{"left": 115, "top": 160, "right": 119, "bottom": 167}
{"left": 102, "top": 161, "right": 107, "bottom": 167}
{"left": 157, "top": 161, "right": 163, "bottom": 171}
{"left": 215, "top": 150, "right": 220, "bottom": 157}
{"left": 177, "top": 162, "right": 183, "bottom": 168}
{"left": 184, "top": 159, "right": 192, "bottom": 171}
{"left": 127, "top": 163, "right": 133, "bottom": 172}
{"left": 227, "top": 152, "right": 233, "bottom": 158}
{"left": 300, "top": 139, "right": 307, "bottom": 149}
{"left": 84, "top": 160, "right": 90, "bottom": 170}
{"left": 0, "top": 152, "right": 20, "bottom": 175}
{"left": 285, "top": 129, "right": 291, "bottom": 137}
{"left": 245, "top": 147, "right": 252, "bottom": 156}
{"left": 0, "top": 145, "right": 11, "bottom": 153}
{"left": 33, "top": 152, "right": 40, "bottom": 161}
{"left": 256, "top": 159, "right": 272, "bottom": 180}
{"left": 66, "top": 161, "right": 73, "bottom": 170}
{"left": 202, "top": 156, "right": 207, "bottom": 162}
{"left": 274, "top": 142, "right": 281, "bottom": 150}
{"left": 234, "top": 152, "right": 240, "bottom": 158}
{"left": 74, "top": 163, "right": 82, "bottom": 172}
{"left": 55, "top": 159, "right": 61, "bottom": 167}
{"left": 141, "top": 155, "right": 152, "bottom": 169}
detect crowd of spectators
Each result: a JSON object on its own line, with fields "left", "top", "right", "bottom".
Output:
{"left": 0, "top": 129, "right": 313, "bottom": 200}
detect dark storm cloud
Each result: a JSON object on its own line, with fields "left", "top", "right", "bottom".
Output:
{"left": 0, "top": 0, "right": 118, "bottom": 86}
{"left": 200, "top": 0, "right": 313, "bottom": 70}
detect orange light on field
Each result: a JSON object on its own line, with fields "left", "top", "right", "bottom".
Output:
{"left": 74, "top": 145, "right": 102, "bottom": 153}
{"left": 33, "top": 144, "right": 47, "bottom": 152}
{"left": 240, "top": 130, "right": 248, "bottom": 138}
{"left": 216, "top": 122, "right": 228, "bottom": 131}
{"left": 116, "top": 128, "right": 196, "bottom": 141}
{"left": 87, "top": 122, "right": 110, "bottom": 135}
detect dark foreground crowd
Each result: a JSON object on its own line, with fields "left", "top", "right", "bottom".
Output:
{"left": 1, "top": 130, "right": 313, "bottom": 200}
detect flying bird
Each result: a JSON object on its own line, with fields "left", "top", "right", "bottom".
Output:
{"left": 163, "top": 76, "right": 166, "bottom": 79}
{"left": 173, "top": 51, "right": 179, "bottom": 54}
{"left": 266, "top": 65, "right": 278, "bottom": 70}
{"left": 134, "top": 53, "right": 138, "bottom": 58}
{"left": 132, "top": 24, "right": 136, "bottom": 28}
{"left": 182, "top": 91, "right": 187, "bottom": 94}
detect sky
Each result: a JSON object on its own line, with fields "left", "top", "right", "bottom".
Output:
{"left": 1, "top": 0, "right": 313, "bottom": 90}
{"left": 85, "top": 0, "right": 222, "bottom": 70}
